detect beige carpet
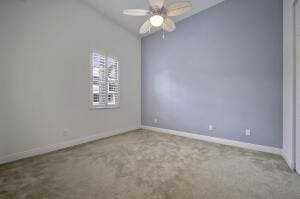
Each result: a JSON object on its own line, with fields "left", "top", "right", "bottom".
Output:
{"left": 0, "top": 129, "right": 300, "bottom": 199}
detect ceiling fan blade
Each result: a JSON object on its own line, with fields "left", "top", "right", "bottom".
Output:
{"left": 162, "top": 18, "right": 176, "bottom": 32}
{"left": 166, "top": 1, "right": 192, "bottom": 17}
{"left": 139, "top": 20, "right": 153, "bottom": 34}
{"left": 149, "top": 0, "right": 164, "bottom": 10}
{"left": 123, "top": 9, "right": 150, "bottom": 16}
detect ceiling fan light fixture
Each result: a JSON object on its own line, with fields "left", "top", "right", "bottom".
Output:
{"left": 123, "top": 0, "right": 192, "bottom": 35}
{"left": 150, "top": 15, "right": 164, "bottom": 27}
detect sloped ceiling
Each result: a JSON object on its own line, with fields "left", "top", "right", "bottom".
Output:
{"left": 81, "top": 0, "right": 225, "bottom": 36}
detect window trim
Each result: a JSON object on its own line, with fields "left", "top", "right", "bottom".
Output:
{"left": 89, "top": 50, "right": 120, "bottom": 110}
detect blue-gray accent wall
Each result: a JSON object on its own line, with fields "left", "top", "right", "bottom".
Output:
{"left": 141, "top": 0, "right": 283, "bottom": 148}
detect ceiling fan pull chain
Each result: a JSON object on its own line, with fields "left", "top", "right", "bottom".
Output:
{"left": 162, "top": 24, "right": 165, "bottom": 39}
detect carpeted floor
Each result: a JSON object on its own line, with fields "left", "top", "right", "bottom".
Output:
{"left": 0, "top": 129, "right": 300, "bottom": 199}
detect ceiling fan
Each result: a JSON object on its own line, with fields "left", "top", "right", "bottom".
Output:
{"left": 123, "top": 0, "right": 192, "bottom": 35}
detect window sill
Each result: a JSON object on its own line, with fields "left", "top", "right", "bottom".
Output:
{"left": 89, "top": 106, "right": 120, "bottom": 110}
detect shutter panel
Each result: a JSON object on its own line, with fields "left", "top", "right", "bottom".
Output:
{"left": 90, "top": 52, "right": 120, "bottom": 108}
{"left": 91, "top": 52, "right": 107, "bottom": 107}
{"left": 107, "top": 57, "right": 120, "bottom": 107}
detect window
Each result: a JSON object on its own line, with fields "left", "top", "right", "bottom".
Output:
{"left": 90, "top": 51, "right": 119, "bottom": 109}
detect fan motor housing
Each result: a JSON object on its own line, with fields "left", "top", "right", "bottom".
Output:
{"left": 149, "top": 6, "right": 167, "bottom": 16}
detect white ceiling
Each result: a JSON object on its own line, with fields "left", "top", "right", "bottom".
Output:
{"left": 81, "top": 0, "right": 224, "bottom": 37}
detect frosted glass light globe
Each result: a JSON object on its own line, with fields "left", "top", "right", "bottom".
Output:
{"left": 150, "top": 15, "right": 164, "bottom": 27}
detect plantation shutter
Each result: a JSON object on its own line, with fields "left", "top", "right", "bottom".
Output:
{"left": 91, "top": 52, "right": 107, "bottom": 107}
{"left": 90, "top": 52, "right": 120, "bottom": 108}
{"left": 107, "top": 57, "right": 119, "bottom": 107}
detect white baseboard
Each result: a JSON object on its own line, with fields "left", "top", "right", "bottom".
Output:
{"left": 282, "top": 152, "right": 295, "bottom": 170}
{"left": 141, "top": 125, "right": 282, "bottom": 155}
{"left": 0, "top": 126, "right": 138, "bottom": 165}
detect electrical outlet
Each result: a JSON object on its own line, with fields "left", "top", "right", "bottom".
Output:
{"left": 245, "top": 128, "right": 251, "bottom": 136}
{"left": 62, "top": 130, "right": 69, "bottom": 137}
{"left": 154, "top": 118, "right": 158, "bottom": 124}
{"left": 209, "top": 125, "right": 214, "bottom": 132}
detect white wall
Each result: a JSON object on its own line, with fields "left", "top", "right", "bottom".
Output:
{"left": 0, "top": 0, "right": 141, "bottom": 162}
{"left": 0, "top": 75, "right": 8, "bottom": 158}
{"left": 283, "top": 0, "right": 296, "bottom": 169}
{"left": 0, "top": 29, "right": 9, "bottom": 158}
{"left": 296, "top": 0, "right": 300, "bottom": 174}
